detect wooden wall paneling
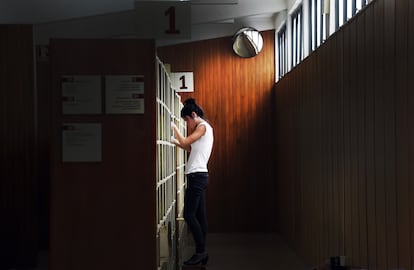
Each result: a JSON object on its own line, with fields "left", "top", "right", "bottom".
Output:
{"left": 298, "top": 65, "right": 304, "bottom": 249}
{"left": 286, "top": 69, "right": 295, "bottom": 245}
{"left": 321, "top": 50, "right": 326, "bottom": 265}
{"left": 309, "top": 56, "right": 319, "bottom": 265}
{"left": 315, "top": 50, "right": 324, "bottom": 266}
{"left": 335, "top": 31, "right": 345, "bottom": 259}
{"left": 318, "top": 41, "right": 329, "bottom": 261}
{"left": 408, "top": 1, "right": 414, "bottom": 269}
{"left": 301, "top": 57, "right": 311, "bottom": 264}
{"left": 50, "top": 39, "right": 156, "bottom": 270}
{"left": 325, "top": 39, "right": 335, "bottom": 260}
{"left": 262, "top": 33, "right": 277, "bottom": 230}
{"left": 373, "top": 0, "right": 388, "bottom": 268}
{"left": 307, "top": 56, "right": 316, "bottom": 265}
{"left": 273, "top": 82, "right": 279, "bottom": 233}
{"left": 299, "top": 61, "right": 308, "bottom": 261}
{"left": 287, "top": 71, "right": 294, "bottom": 242}
{"left": 274, "top": 82, "right": 281, "bottom": 233}
{"left": 327, "top": 39, "right": 334, "bottom": 260}
{"left": 275, "top": 0, "right": 414, "bottom": 267}
{"left": 250, "top": 30, "right": 276, "bottom": 231}
{"left": 364, "top": 4, "right": 377, "bottom": 269}
{"left": 230, "top": 40, "right": 249, "bottom": 231}
{"left": 281, "top": 71, "right": 287, "bottom": 238}
{"left": 332, "top": 36, "right": 341, "bottom": 259}
{"left": 280, "top": 80, "right": 288, "bottom": 237}
{"left": 275, "top": 80, "right": 284, "bottom": 236}
{"left": 236, "top": 40, "right": 254, "bottom": 230}
{"left": 285, "top": 73, "right": 293, "bottom": 240}
{"left": 342, "top": 24, "right": 353, "bottom": 266}
{"left": 297, "top": 62, "right": 304, "bottom": 259}
{"left": 348, "top": 20, "right": 360, "bottom": 266}
{"left": 0, "top": 26, "right": 12, "bottom": 268}
{"left": 277, "top": 70, "right": 284, "bottom": 237}
{"left": 193, "top": 41, "right": 228, "bottom": 232}
{"left": 330, "top": 35, "right": 341, "bottom": 259}
{"left": 0, "top": 25, "right": 37, "bottom": 268}
{"left": 297, "top": 59, "right": 306, "bottom": 259}
{"left": 356, "top": 14, "right": 368, "bottom": 267}
{"left": 230, "top": 42, "right": 244, "bottom": 231}
{"left": 36, "top": 56, "right": 53, "bottom": 249}
{"left": 383, "top": 0, "right": 398, "bottom": 268}
{"left": 307, "top": 59, "right": 314, "bottom": 261}
{"left": 302, "top": 58, "right": 312, "bottom": 264}
{"left": 285, "top": 73, "right": 294, "bottom": 242}
{"left": 318, "top": 41, "right": 326, "bottom": 260}
{"left": 395, "top": 0, "right": 410, "bottom": 268}
{"left": 2, "top": 26, "right": 13, "bottom": 266}
{"left": 275, "top": 79, "right": 285, "bottom": 235}
{"left": 264, "top": 51, "right": 276, "bottom": 229}
{"left": 193, "top": 39, "right": 233, "bottom": 231}
{"left": 291, "top": 70, "right": 297, "bottom": 244}
{"left": 308, "top": 50, "right": 318, "bottom": 265}
{"left": 290, "top": 71, "right": 298, "bottom": 246}
{"left": 0, "top": 28, "right": 5, "bottom": 253}
{"left": 295, "top": 66, "right": 302, "bottom": 251}
{"left": 316, "top": 45, "right": 326, "bottom": 262}
{"left": 326, "top": 40, "right": 334, "bottom": 260}
{"left": 228, "top": 41, "right": 239, "bottom": 231}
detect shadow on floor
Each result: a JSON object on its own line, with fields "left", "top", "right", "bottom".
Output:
{"left": 181, "top": 232, "right": 309, "bottom": 270}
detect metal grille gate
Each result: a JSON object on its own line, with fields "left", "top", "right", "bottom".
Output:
{"left": 156, "top": 58, "right": 187, "bottom": 270}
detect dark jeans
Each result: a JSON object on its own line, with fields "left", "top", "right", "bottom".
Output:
{"left": 184, "top": 172, "right": 209, "bottom": 254}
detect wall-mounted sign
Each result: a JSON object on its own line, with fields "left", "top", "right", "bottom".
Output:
{"left": 61, "top": 75, "right": 102, "bottom": 115}
{"left": 171, "top": 72, "right": 194, "bottom": 92}
{"left": 62, "top": 123, "right": 102, "bottom": 162}
{"left": 135, "top": 1, "right": 191, "bottom": 39}
{"left": 105, "top": 75, "right": 145, "bottom": 114}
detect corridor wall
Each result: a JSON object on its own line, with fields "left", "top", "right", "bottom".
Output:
{"left": 157, "top": 30, "right": 276, "bottom": 232}
{"left": 0, "top": 24, "right": 37, "bottom": 269}
{"left": 274, "top": 0, "right": 414, "bottom": 269}
{"left": 49, "top": 39, "right": 156, "bottom": 270}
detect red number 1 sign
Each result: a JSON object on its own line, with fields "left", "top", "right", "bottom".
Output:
{"left": 164, "top": 6, "right": 180, "bottom": 34}
{"left": 135, "top": 1, "right": 191, "bottom": 39}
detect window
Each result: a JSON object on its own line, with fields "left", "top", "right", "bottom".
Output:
{"left": 335, "top": 0, "right": 369, "bottom": 30}
{"left": 277, "top": 24, "right": 287, "bottom": 79}
{"left": 275, "top": 0, "right": 373, "bottom": 82}
{"left": 309, "top": 0, "right": 328, "bottom": 52}
{"left": 291, "top": 5, "right": 304, "bottom": 67}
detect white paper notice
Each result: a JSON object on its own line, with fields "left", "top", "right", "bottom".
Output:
{"left": 61, "top": 75, "right": 102, "bottom": 114}
{"left": 105, "top": 75, "right": 145, "bottom": 114}
{"left": 62, "top": 123, "right": 102, "bottom": 162}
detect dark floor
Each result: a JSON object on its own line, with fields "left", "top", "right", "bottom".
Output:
{"left": 181, "top": 233, "right": 310, "bottom": 270}
{"left": 11, "top": 233, "right": 309, "bottom": 270}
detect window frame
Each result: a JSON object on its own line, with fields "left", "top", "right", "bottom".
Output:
{"left": 291, "top": 4, "right": 304, "bottom": 68}
{"left": 277, "top": 23, "right": 287, "bottom": 79}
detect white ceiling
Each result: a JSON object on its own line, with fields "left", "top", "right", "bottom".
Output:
{"left": 1, "top": 0, "right": 287, "bottom": 45}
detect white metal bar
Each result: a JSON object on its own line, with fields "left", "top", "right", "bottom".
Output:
{"left": 157, "top": 199, "right": 176, "bottom": 230}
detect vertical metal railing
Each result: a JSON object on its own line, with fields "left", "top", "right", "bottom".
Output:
{"left": 156, "top": 57, "right": 187, "bottom": 270}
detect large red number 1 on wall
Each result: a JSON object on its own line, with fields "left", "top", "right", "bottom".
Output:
{"left": 165, "top": 6, "right": 180, "bottom": 34}
{"left": 179, "top": 75, "right": 188, "bottom": 89}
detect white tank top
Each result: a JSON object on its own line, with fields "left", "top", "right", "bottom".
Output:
{"left": 185, "top": 121, "right": 214, "bottom": 174}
